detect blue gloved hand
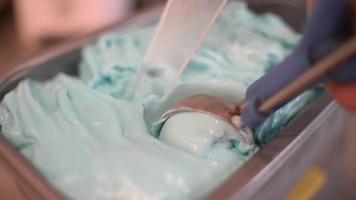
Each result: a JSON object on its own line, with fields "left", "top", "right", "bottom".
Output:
{"left": 241, "top": 0, "right": 356, "bottom": 130}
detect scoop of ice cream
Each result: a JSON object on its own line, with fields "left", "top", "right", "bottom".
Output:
{"left": 159, "top": 112, "right": 230, "bottom": 155}
{"left": 160, "top": 112, "right": 254, "bottom": 157}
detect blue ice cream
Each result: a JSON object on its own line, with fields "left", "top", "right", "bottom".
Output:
{"left": 0, "top": 2, "right": 318, "bottom": 200}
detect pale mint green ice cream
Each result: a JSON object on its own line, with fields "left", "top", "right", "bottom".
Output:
{"left": 0, "top": 2, "right": 318, "bottom": 200}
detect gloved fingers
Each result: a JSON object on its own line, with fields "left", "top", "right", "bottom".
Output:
{"left": 328, "top": 56, "right": 356, "bottom": 82}
{"left": 240, "top": 97, "right": 269, "bottom": 130}
{"left": 308, "top": 38, "right": 356, "bottom": 83}
{"left": 241, "top": 0, "right": 355, "bottom": 130}
{"left": 245, "top": 49, "right": 310, "bottom": 102}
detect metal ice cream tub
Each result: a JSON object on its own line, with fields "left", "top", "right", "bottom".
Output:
{"left": 0, "top": 1, "right": 350, "bottom": 199}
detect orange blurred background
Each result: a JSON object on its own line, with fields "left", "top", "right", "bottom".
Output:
{"left": 0, "top": 0, "right": 162, "bottom": 71}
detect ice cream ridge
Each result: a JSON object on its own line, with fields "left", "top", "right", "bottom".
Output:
{"left": 0, "top": 2, "right": 319, "bottom": 200}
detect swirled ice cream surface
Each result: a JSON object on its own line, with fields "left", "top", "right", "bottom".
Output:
{"left": 0, "top": 2, "right": 318, "bottom": 200}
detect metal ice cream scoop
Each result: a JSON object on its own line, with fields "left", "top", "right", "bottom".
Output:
{"left": 160, "top": 36, "right": 356, "bottom": 145}
{"left": 160, "top": 95, "right": 254, "bottom": 145}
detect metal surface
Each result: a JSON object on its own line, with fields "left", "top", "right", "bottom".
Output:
{"left": 0, "top": 134, "right": 67, "bottom": 200}
{"left": 314, "top": 111, "right": 356, "bottom": 200}
{"left": 135, "top": 0, "right": 227, "bottom": 97}
{"left": 205, "top": 94, "right": 332, "bottom": 200}
{"left": 1, "top": 1, "right": 351, "bottom": 200}
{"left": 242, "top": 101, "right": 355, "bottom": 200}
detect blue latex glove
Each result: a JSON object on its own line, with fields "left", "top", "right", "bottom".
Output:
{"left": 241, "top": 0, "right": 356, "bottom": 130}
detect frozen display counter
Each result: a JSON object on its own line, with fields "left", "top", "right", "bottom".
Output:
{"left": 0, "top": 1, "right": 354, "bottom": 200}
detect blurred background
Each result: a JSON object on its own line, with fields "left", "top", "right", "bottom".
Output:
{"left": 0, "top": 0, "right": 307, "bottom": 74}
{"left": 0, "top": 0, "right": 162, "bottom": 71}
